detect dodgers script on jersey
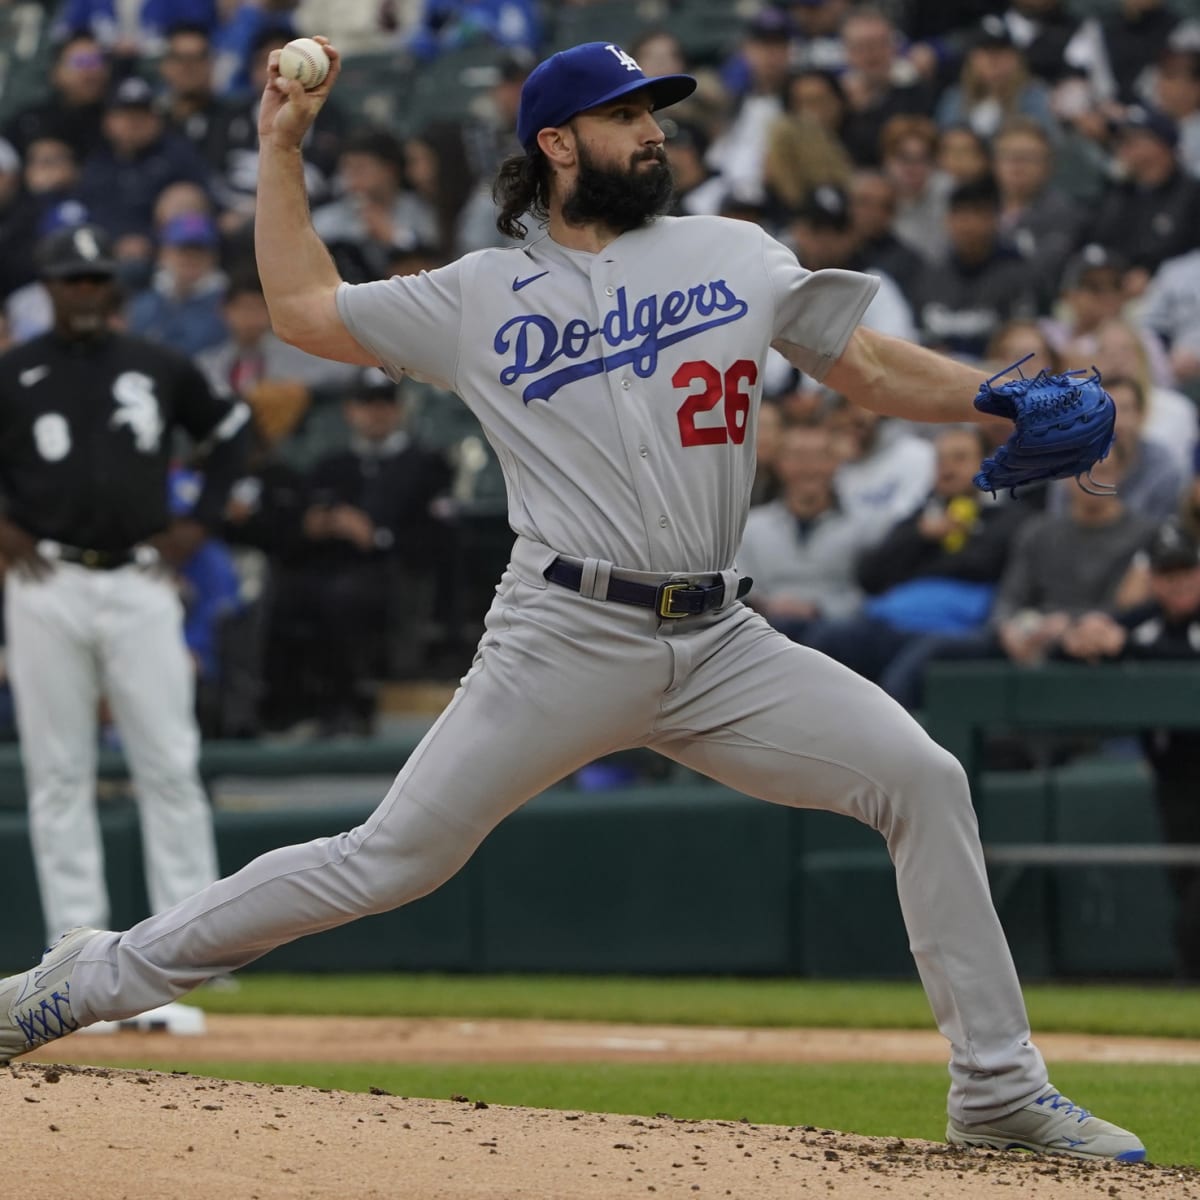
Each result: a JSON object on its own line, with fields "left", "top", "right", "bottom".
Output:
{"left": 336, "top": 215, "right": 878, "bottom": 573}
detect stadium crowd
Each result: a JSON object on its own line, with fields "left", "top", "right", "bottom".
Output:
{"left": 1, "top": 0, "right": 1200, "bottom": 744}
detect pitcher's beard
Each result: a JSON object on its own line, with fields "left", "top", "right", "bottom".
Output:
{"left": 562, "top": 144, "right": 674, "bottom": 232}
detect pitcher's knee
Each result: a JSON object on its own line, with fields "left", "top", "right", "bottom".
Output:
{"left": 887, "top": 738, "right": 972, "bottom": 824}
{"left": 333, "top": 812, "right": 481, "bottom": 914}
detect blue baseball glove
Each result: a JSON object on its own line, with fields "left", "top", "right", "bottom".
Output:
{"left": 972, "top": 356, "right": 1116, "bottom": 496}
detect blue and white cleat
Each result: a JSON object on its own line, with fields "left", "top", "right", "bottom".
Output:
{"left": 947, "top": 1087, "right": 1146, "bottom": 1162}
{"left": 0, "top": 926, "right": 102, "bottom": 1064}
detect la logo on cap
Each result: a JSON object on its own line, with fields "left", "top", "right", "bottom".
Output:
{"left": 606, "top": 45, "right": 640, "bottom": 72}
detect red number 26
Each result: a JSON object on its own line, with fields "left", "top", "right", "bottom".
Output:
{"left": 673, "top": 359, "right": 757, "bottom": 448}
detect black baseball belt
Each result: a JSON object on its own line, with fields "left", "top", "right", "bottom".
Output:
{"left": 41, "top": 542, "right": 159, "bottom": 570}
{"left": 544, "top": 557, "right": 752, "bottom": 619}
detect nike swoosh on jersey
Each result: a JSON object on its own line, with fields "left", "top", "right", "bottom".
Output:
{"left": 19, "top": 366, "right": 49, "bottom": 387}
{"left": 512, "top": 271, "right": 550, "bottom": 292}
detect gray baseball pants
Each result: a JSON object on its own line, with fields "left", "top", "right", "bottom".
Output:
{"left": 71, "top": 535, "right": 1048, "bottom": 1123}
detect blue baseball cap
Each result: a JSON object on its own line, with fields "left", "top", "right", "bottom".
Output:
{"left": 517, "top": 41, "right": 696, "bottom": 153}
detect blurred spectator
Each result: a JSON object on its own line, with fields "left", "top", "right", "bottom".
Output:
{"left": 785, "top": 68, "right": 848, "bottom": 142}
{"left": 709, "top": 9, "right": 791, "bottom": 206}
{"left": 1047, "top": 375, "right": 1185, "bottom": 522}
{"left": 456, "top": 50, "right": 531, "bottom": 251}
{"left": 916, "top": 453, "right": 1148, "bottom": 683}
{"left": 313, "top": 129, "right": 438, "bottom": 282}
{"left": 166, "top": 463, "right": 244, "bottom": 733}
{"left": 1140, "top": 244, "right": 1200, "bottom": 384}
{"left": 405, "top": 0, "right": 541, "bottom": 61}
{"left": 786, "top": 184, "right": 915, "bottom": 341}
{"left": 751, "top": 399, "right": 783, "bottom": 506}
{"left": 935, "top": 17, "right": 1057, "bottom": 140}
{"left": 629, "top": 28, "right": 687, "bottom": 79}
{"left": 126, "top": 212, "right": 227, "bottom": 355}
{"left": 880, "top": 114, "right": 949, "bottom": 263}
{"left": 848, "top": 169, "right": 925, "bottom": 303}
{"left": 965, "top": 1, "right": 1080, "bottom": 87}
{"left": 934, "top": 123, "right": 992, "bottom": 187}
{"left": 807, "top": 425, "right": 1027, "bottom": 707}
{"left": 910, "top": 176, "right": 1038, "bottom": 360}
{"left": 1064, "top": 0, "right": 1179, "bottom": 105}
{"left": 993, "top": 116, "right": 1082, "bottom": 304}
{"left": 1040, "top": 245, "right": 1148, "bottom": 375}
{"left": 197, "top": 271, "right": 358, "bottom": 405}
{"left": 212, "top": 4, "right": 297, "bottom": 97}
{"left": 830, "top": 400, "right": 935, "bottom": 526}
{"left": 403, "top": 122, "right": 478, "bottom": 258}
{"left": 77, "top": 76, "right": 212, "bottom": 241}
{"left": 1087, "top": 105, "right": 1200, "bottom": 282}
{"left": 0, "top": 138, "right": 81, "bottom": 300}
{"left": 54, "top": 0, "right": 217, "bottom": 59}
{"left": 1058, "top": 518, "right": 1200, "bottom": 978}
{"left": 986, "top": 317, "right": 1062, "bottom": 374}
{"left": 267, "top": 369, "right": 452, "bottom": 735}
{"left": 2, "top": 33, "right": 111, "bottom": 158}
{"left": 761, "top": 111, "right": 852, "bottom": 226}
{"left": 788, "top": 0, "right": 850, "bottom": 72}
{"left": 208, "top": 25, "right": 345, "bottom": 233}
{"left": 838, "top": 5, "right": 936, "bottom": 166}
{"left": 158, "top": 23, "right": 225, "bottom": 168}
{"left": 740, "top": 421, "right": 885, "bottom": 640}
{"left": 659, "top": 119, "right": 720, "bottom": 217}
{"left": 989, "top": 455, "right": 1152, "bottom": 664}
{"left": 1091, "top": 315, "right": 1198, "bottom": 474}
{"left": 1153, "top": 47, "right": 1200, "bottom": 177}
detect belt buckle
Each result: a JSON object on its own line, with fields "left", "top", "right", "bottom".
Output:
{"left": 657, "top": 581, "right": 695, "bottom": 619}
{"left": 82, "top": 549, "right": 101, "bottom": 568}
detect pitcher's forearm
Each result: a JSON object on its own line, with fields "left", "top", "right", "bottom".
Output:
{"left": 254, "top": 139, "right": 341, "bottom": 338}
{"left": 825, "top": 328, "right": 990, "bottom": 424}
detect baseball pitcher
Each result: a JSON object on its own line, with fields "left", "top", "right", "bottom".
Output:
{"left": 0, "top": 39, "right": 1141, "bottom": 1162}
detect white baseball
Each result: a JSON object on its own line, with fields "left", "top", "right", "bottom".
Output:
{"left": 277, "top": 37, "right": 330, "bottom": 89}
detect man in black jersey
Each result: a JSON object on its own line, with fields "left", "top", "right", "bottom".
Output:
{"left": 0, "top": 224, "right": 250, "bottom": 981}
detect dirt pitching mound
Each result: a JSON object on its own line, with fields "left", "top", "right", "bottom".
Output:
{"left": 3, "top": 1063, "right": 1198, "bottom": 1200}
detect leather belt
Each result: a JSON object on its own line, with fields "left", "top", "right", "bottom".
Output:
{"left": 56, "top": 545, "right": 135, "bottom": 570}
{"left": 544, "top": 557, "right": 752, "bottom": 619}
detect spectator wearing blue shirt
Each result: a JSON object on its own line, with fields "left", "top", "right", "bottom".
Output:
{"left": 126, "top": 212, "right": 227, "bottom": 356}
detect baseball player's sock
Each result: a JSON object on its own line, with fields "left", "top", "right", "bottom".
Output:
{"left": 0, "top": 925, "right": 103, "bottom": 1064}
{"left": 946, "top": 1087, "right": 1146, "bottom": 1162}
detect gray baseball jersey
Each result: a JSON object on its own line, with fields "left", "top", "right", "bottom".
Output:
{"left": 65, "top": 214, "right": 1051, "bottom": 1131}
{"left": 336, "top": 215, "right": 878, "bottom": 572}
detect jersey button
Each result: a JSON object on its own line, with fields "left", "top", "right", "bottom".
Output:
{"left": 638, "top": 445, "right": 648, "bottom": 457}
{"left": 604, "top": 286, "right": 615, "bottom": 297}
{"left": 658, "top": 515, "right": 669, "bottom": 528}
{"left": 621, "top": 379, "right": 631, "bottom": 390}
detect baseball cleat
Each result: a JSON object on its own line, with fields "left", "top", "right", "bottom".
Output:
{"left": 946, "top": 1087, "right": 1146, "bottom": 1162}
{"left": 0, "top": 926, "right": 102, "bottom": 1064}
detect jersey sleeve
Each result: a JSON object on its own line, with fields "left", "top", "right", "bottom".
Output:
{"left": 762, "top": 233, "right": 880, "bottom": 382}
{"left": 173, "top": 355, "right": 251, "bottom": 445}
{"left": 335, "top": 261, "right": 465, "bottom": 390}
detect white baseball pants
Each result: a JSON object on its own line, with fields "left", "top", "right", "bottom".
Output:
{"left": 71, "top": 537, "right": 1047, "bottom": 1123}
{"left": 6, "top": 562, "right": 219, "bottom": 942}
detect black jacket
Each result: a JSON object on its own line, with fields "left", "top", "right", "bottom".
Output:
{"left": 857, "top": 496, "right": 1028, "bottom": 595}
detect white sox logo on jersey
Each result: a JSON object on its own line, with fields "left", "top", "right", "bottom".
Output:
{"left": 494, "top": 280, "right": 749, "bottom": 404}
{"left": 110, "top": 372, "right": 164, "bottom": 452}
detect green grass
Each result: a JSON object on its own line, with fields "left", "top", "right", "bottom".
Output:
{"left": 123, "top": 1059, "right": 1200, "bottom": 1167}
{"left": 194, "top": 973, "right": 1200, "bottom": 1039}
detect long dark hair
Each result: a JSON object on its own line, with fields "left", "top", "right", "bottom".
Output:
{"left": 493, "top": 150, "right": 551, "bottom": 240}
